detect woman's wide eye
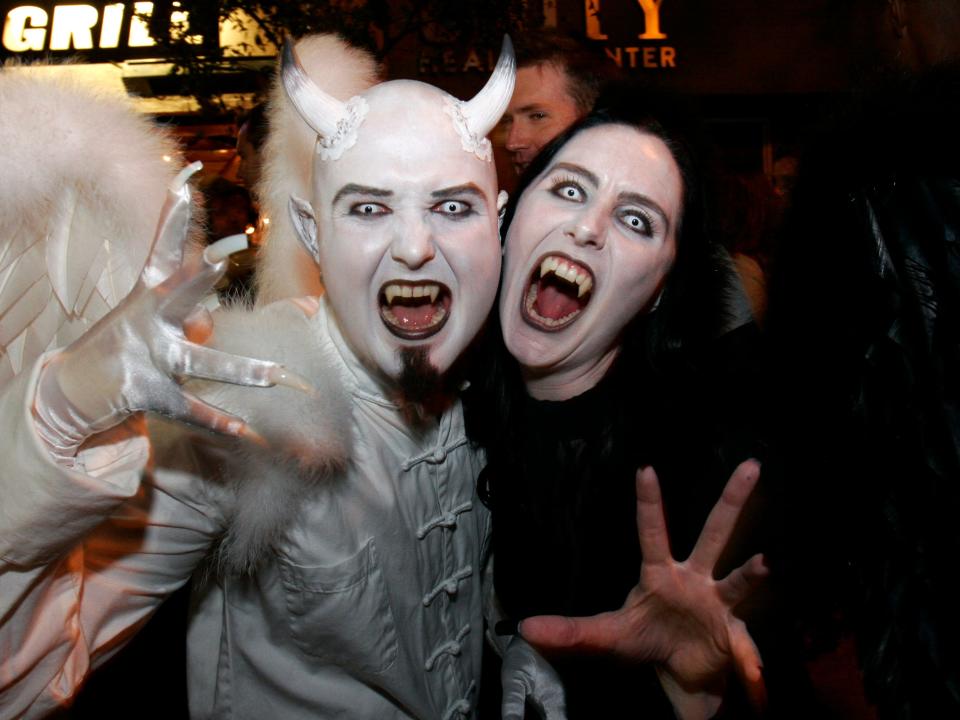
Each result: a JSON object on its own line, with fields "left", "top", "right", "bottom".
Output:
{"left": 620, "top": 210, "right": 652, "bottom": 236}
{"left": 350, "top": 202, "right": 389, "bottom": 217}
{"left": 552, "top": 182, "right": 585, "bottom": 202}
{"left": 434, "top": 200, "right": 472, "bottom": 216}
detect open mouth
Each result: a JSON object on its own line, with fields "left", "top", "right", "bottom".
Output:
{"left": 521, "top": 254, "right": 594, "bottom": 331}
{"left": 379, "top": 280, "right": 451, "bottom": 339}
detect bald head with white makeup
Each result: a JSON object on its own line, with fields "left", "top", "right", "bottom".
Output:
{"left": 285, "top": 39, "right": 515, "bottom": 384}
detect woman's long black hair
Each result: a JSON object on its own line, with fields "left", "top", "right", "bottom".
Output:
{"left": 464, "top": 90, "right": 744, "bottom": 501}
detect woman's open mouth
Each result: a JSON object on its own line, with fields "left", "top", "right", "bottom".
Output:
{"left": 379, "top": 280, "right": 451, "bottom": 339}
{"left": 521, "top": 254, "right": 594, "bottom": 331}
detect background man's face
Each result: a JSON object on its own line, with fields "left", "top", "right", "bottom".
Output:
{"left": 500, "top": 62, "right": 582, "bottom": 176}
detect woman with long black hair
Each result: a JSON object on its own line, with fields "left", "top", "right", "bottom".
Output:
{"left": 467, "top": 97, "right": 807, "bottom": 718}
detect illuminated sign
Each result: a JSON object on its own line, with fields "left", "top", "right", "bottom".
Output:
{"left": 416, "top": 0, "right": 675, "bottom": 77}
{"left": 585, "top": 0, "right": 677, "bottom": 69}
{"left": 1, "top": 1, "right": 213, "bottom": 59}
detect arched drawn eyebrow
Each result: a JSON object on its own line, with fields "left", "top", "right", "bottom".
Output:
{"left": 546, "top": 161, "right": 670, "bottom": 231}
{"left": 333, "top": 183, "right": 393, "bottom": 205}
{"left": 431, "top": 183, "right": 485, "bottom": 200}
{"left": 546, "top": 162, "right": 600, "bottom": 188}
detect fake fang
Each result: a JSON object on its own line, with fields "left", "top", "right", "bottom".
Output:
{"left": 523, "top": 255, "right": 594, "bottom": 330}
{"left": 380, "top": 281, "right": 450, "bottom": 339}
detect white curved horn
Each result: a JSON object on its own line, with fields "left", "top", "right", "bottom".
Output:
{"left": 281, "top": 39, "right": 349, "bottom": 140}
{"left": 461, "top": 36, "right": 516, "bottom": 138}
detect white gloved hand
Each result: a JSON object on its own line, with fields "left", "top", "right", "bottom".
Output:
{"left": 501, "top": 635, "right": 567, "bottom": 720}
{"left": 33, "top": 163, "right": 309, "bottom": 457}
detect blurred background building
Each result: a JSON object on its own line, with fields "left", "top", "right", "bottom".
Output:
{"left": 0, "top": 0, "right": 912, "bottom": 185}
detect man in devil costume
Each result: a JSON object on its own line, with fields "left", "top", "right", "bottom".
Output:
{"left": 0, "top": 35, "right": 516, "bottom": 719}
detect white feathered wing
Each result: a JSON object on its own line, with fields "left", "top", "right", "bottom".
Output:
{"left": 0, "top": 67, "right": 187, "bottom": 386}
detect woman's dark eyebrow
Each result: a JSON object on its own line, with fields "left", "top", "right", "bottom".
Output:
{"left": 431, "top": 183, "right": 484, "bottom": 199}
{"left": 545, "top": 162, "right": 600, "bottom": 187}
{"left": 332, "top": 183, "right": 393, "bottom": 204}
{"left": 618, "top": 191, "right": 671, "bottom": 232}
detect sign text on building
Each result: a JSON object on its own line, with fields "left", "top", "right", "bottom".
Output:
{"left": 1, "top": 1, "right": 211, "bottom": 60}
{"left": 585, "top": 0, "right": 676, "bottom": 69}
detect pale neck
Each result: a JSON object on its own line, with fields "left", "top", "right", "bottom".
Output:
{"left": 521, "top": 347, "right": 621, "bottom": 401}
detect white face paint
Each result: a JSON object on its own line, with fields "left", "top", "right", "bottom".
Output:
{"left": 300, "top": 81, "right": 503, "bottom": 380}
{"left": 499, "top": 123, "right": 683, "bottom": 400}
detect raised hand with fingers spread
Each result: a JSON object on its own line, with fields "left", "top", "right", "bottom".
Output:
{"left": 518, "top": 460, "right": 768, "bottom": 720}
{"left": 33, "top": 162, "right": 311, "bottom": 457}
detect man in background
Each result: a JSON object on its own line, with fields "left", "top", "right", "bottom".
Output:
{"left": 498, "top": 31, "right": 613, "bottom": 177}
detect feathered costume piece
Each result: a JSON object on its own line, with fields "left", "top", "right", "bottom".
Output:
{"left": 189, "top": 301, "right": 352, "bottom": 575}
{"left": 0, "top": 41, "right": 374, "bottom": 573}
{"left": 767, "top": 65, "right": 960, "bottom": 719}
{"left": 0, "top": 68, "right": 185, "bottom": 384}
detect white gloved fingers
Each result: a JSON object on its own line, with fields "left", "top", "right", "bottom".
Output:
{"left": 203, "top": 234, "right": 249, "bottom": 264}
{"left": 157, "top": 235, "right": 251, "bottom": 321}
{"left": 183, "top": 305, "right": 214, "bottom": 344}
{"left": 176, "top": 343, "right": 314, "bottom": 393}
{"left": 501, "top": 635, "right": 535, "bottom": 720}
{"left": 28, "top": 162, "right": 293, "bottom": 455}
{"left": 501, "top": 670, "right": 533, "bottom": 720}
{"left": 157, "top": 253, "right": 228, "bottom": 321}
{"left": 525, "top": 672, "right": 567, "bottom": 720}
{"left": 177, "top": 389, "right": 263, "bottom": 443}
{"left": 501, "top": 636, "right": 568, "bottom": 720}
{"left": 141, "top": 161, "right": 202, "bottom": 288}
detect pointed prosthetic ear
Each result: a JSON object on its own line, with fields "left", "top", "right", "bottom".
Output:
{"left": 497, "top": 190, "right": 509, "bottom": 233}
{"left": 288, "top": 196, "right": 320, "bottom": 263}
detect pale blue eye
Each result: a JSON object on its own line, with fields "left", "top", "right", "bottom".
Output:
{"left": 351, "top": 202, "right": 388, "bottom": 217}
{"left": 434, "top": 200, "right": 471, "bottom": 216}
{"left": 554, "top": 183, "right": 584, "bottom": 201}
{"left": 620, "top": 210, "right": 652, "bottom": 235}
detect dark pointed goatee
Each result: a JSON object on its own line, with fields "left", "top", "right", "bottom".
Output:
{"left": 395, "top": 347, "right": 451, "bottom": 425}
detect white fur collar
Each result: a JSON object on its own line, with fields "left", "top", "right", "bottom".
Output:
{"left": 191, "top": 299, "right": 352, "bottom": 574}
